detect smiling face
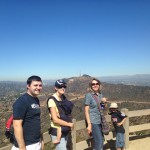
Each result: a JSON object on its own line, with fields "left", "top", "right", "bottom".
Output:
{"left": 91, "top": 79, "right": 100, "bottom": 93}
{"left": 27, "top": 80, "right": 43, "bottom": 97}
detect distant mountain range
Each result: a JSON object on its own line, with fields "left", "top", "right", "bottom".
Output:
{"left": 1, "top": 74, "right": 150, "bottom": 87}
{"left": 97, "top": 74, "right": 150, "bottom": 87}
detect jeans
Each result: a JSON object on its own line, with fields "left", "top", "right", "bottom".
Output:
{"left": 51, "top": 134, "right": 68, "bottom": 150}
{"left": 116, "top": 132, "right": 125, "bottom": 148}
{"left": 11, "top": 142, "right": 41, "bottom": 150}
{"left": 92, "top": 124, "right": 104, "bottom": 150}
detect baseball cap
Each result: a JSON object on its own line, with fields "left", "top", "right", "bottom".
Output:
{"left": 55, "top": 79, "right": 67, "bottom": 88}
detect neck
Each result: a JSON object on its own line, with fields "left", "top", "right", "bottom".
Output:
{"left": 54, "top": 92, "right": 62, "bottom": 101}
{"left": 27, "top": 91, "right": 37, "bottom": 98}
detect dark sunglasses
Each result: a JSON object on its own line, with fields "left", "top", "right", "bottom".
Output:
{"left": 91, "top": 83, "right": 99, "bottom": 86}
{"left": 57, "top": 85, "right": 67, "bottom": 89}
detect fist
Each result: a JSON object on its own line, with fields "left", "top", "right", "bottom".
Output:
{"left": 101, "top": 97, "right": 107, "bottom": 103}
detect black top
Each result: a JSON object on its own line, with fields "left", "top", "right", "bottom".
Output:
{"left": 109, "top": 110, "right": 127, "bottom": 133}
{"left": 13, "top": 93, "right": 41, "bottom": 147}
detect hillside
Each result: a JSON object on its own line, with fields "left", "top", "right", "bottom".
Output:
{"left": 0, "top": 75, "right": 150, "bottom": 147}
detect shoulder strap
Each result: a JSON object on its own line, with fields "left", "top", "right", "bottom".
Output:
{"left": 92, "top": 94, "right": 101, "bottom": 111}
{"left": 47, "top": 96, "right": 64, "bottom": 114}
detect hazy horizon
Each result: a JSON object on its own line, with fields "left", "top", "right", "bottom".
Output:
{"left": 1, "top": 73, "right": 150, "bottom": 82}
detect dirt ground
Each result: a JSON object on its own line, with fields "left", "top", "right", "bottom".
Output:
{"left": 127, "top": 136, "right": 150, "bottom": 150}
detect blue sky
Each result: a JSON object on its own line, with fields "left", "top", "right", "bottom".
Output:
{"left": 0, "top": 0, "right": 150, "bottom": 81}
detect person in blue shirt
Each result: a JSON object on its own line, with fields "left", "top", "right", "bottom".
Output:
{"left": 12, "top": 75, "right": 44, "bottom": 150}
{"left": 109, "top": 102, "right": 127, "bottom": 150}
{"left": 84, "top": 78, "right": 107, "bottom": 150}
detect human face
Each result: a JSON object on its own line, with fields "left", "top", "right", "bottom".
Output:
{"left": 91, "top": 80, "right": 100, "bottom": 92}
{"left": 109, "top": 108, "right": 117, "bottom": 112}
{"left": 27, "top": 81, "right": 43, "bottom": 97}
{"left": 55, "top": 86, "right": 66, "bottom": 95}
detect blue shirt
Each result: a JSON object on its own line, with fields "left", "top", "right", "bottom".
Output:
{"left": 84, "top": 93, "right": 103, "bottom": 124}
{"left": 13, "top": 93, "right": 41, "bottom": 147}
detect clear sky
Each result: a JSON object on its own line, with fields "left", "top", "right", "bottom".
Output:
{"left": 0, "top": 0, "right": 150, "bottom": 81}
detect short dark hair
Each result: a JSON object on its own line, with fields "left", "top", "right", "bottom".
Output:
{"left": 27, "top": 75, "right": 42, "bottom": 86}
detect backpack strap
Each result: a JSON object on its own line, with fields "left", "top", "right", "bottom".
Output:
{"left": 92, "top": 94, "right": 101, "bottom": 111}
{"left": 47, "top": 95, "right": 65, "bottom": 114}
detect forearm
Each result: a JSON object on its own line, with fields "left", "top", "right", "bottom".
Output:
{"left": 121, "top": 118, "right": 127, "bottom": 125}
{"left": 14, "top": 126, "right": 25, "bottom": 149}
{"left": 84, "top": 106, "right": 92, "bottom": 135}
{"left": 85, "top": 113, "right": 91, "bottom": 124}
{"left": 13, "top": 120, "right": 26, "bottom": 149}
{"left": 53, "top": 118, "right": 72, "bottom": 127}
{"left": 85, "top": 106, "right": 91, "bottom": 124}
{"left": 50, "top": 107, "right": 73, "bottom": 128}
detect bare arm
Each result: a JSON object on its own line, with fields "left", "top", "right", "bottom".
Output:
{"left": 85, "top": 105, "right": 91, "bottom": 124}
{"left": 50, "top": 107, "right": 73, "bottom": 128}
{"left": 117, "top": 117, "right": 127, "bottom": 126}
{"left": 13, "top": 119, "right": 26, "bottom": 150}
{"left": 84, "top": 105, "right": 92, "bottom": 135}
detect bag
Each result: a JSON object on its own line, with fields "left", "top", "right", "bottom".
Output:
{"left": 47, "top": 95, "right": 74, "bottom": 136}
{"left": 100, "top": 110, "right": 109, "bottom": 135}
{"left": 5, "top": 130, "right": 14, "bottom": 143}
{"left": 92, "top": 94, "right": 110, "bottom": 135}
{"left": 5, "top": 114, "right": 14, "bottom": 143}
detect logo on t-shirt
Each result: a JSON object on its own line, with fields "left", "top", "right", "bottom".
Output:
{"left": 31, "top": 103, "right": 40, "bottom": 109}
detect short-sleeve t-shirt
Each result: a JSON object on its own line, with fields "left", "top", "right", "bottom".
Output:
{"left": 110, "top": 111, "right": 127, "bottom": 133}
{"left": 48, "top": 98, "right": 60, "bottom": 128}
{"left": 13, "top": 93, "right": 41, "bottom": 147}
{"left": 84, "top": 93, "right": 103, "bottom": 124}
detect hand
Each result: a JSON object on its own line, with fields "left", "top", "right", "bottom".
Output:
{"left": 68, "top": 122, "right": 74, "bottom": 129}
{"left": 101, "top": 97, "right": 107, "bottom": 103}
{"left": 87, "top": 124, "right": 92, "bottom": 136}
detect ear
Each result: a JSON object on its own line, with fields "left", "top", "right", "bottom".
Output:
{"left": 27, "top": 84, "right": 29, "bottom": 89}
{"left": 54, "top": 87, "right": 58, "bottom": 91}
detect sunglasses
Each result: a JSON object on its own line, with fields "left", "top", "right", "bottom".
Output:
{"left": 91, "top": 83, "right": 99, "bottom": 86}
{"left": 57, "top": 85, "right": 67, "bottom": 89}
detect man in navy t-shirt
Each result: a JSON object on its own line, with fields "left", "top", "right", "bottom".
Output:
{"left": 12, "top": 75, "right": 44, "bottom": 150}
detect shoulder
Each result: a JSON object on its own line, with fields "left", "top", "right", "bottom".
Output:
{"left": 85, "top": 93, "right": 92, "bottom": 98}
{"left": 47, "top": 96, "right": 56, "bottom": 108}
{"left": 117, "top": 111, "right": 127, "bottom": 117}
{"left": 84, "top": 93, "right": 93, "bottom": 104}
{"left": 13, "top": 94, "right": 27, "bottom": 107}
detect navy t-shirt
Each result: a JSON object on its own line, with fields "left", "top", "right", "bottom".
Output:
{"left": 109, "top": 110, "right": 127, "bottom": 133}
{"left": 13, "top": 93, "right": 41, "bottom": 147}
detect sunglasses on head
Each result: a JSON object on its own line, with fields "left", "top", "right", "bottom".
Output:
{"left": 91, "top": 83, "right": 99, "bottom": 86}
